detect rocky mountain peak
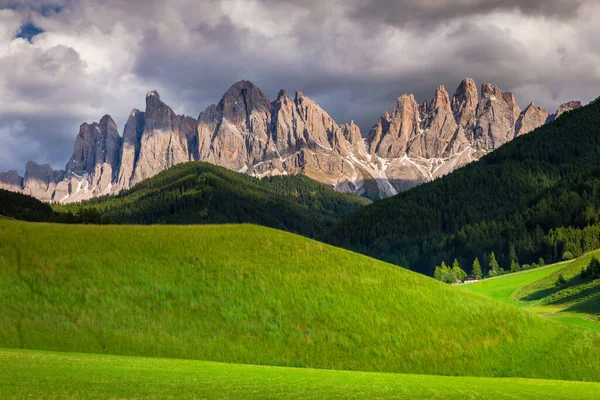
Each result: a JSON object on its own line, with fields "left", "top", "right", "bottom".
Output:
{"left": 431, "top": 86, "right": 451, "bottom": 112}
{"left": 481, "top": 83, "right": 502, "bottom": 98}
{"left": 515, "top": 102, "right": 551, "bottom": 136}
{"left": 556, "top": 101, "right": 583, "bottom": 118}
{"left": 218, "top": 80, "right": 272, "bottom": 124}
{"left": 452, "top": 78, "right": 478, "bottom": 129}
{"left": 146, "top": 90, "right": 160, "bottom": 100}
{"left": 4, "top": 78, "right": 581, "bottom": 203}
{"left": 22, "top": 161, "right": 64, "bottom": 201}
{"left": 134, "top": 91, "right": 197, "bottom": 185}
{"left": 0, "top": 170, "right": 24, "bottom": 192}
{"left": 275, "top": 89, "right": 290, "bottom": 102}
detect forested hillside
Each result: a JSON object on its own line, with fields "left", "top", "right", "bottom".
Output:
{"left": 56, "top": 162, "right": 369, "bottom": 238}
{"left": 326, "top": 100, "right": 600, "bottom": 276}
{"left": 0, "top": 189, "right": 58, "bottom": 222}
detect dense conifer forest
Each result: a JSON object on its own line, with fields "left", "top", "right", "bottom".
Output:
{"left": 55, "top": 162, "right": 370, "bottom": 238}
{"left": 326, "top": 101, "right": 600, "bottom": 276}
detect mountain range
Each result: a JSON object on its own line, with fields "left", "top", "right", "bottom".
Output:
{"left": 0, "top": 79, "right": 583, "bottom": 202}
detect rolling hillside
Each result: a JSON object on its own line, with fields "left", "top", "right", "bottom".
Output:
{"left": 461, "top": 252, "right": 600, "bottom": 330}
{"left": 55, "top": 162, "right": 370, "bottom": 237}
{"left": 2, "top": 219, "right": 600, "bottom": 381}
{"left": 461, "top": 263, "right": 566, "bottom": 305}
{"left": 326, "top": 99, "right": 600, "bottom": 275}
{"left": 2, "top": 348, "right": 600, "bottom": 400}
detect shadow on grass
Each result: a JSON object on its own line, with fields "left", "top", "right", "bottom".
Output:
{"left": 547, "top": 282, "right": 600, "bottom": 305}
{"left": 563, "top": 293, "right": 600, "bottom": 315}
{"left": 518, "top": 286, "right": 557, "bottom": 302}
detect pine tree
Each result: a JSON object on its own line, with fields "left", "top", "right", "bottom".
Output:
{"left": 510, "top": 259, "right": 521, "bottom": 273}
{"left": 452, "top": 259, "right": 467, "bottom": 281}
{"left": 472, "top": 258, "right": 482, "bottom": 278}
{"left": 488, "top": 252, "right": 500, "bottom": 277}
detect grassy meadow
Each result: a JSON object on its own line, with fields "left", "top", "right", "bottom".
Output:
{"left": 2, "top": 219, "right": 600, "bottom": 381}
{"left": 461, "top": 254, "right": 600, "bottom": 331}
{"left": 460, "top": 263, "right": 566, "bottom": 304}
{"left": 514, "top": 250, "right": 600, "bottom": 324}
{"left": 2, "top": 348, "right": 600, "bottom": 400}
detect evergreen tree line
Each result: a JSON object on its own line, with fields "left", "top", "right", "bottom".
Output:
{"left": 433, "top": 252, "right": 547, "bottom": 284}
{"left": 326, "top": 100, "right": 600, "bottom": 276}
{"left": 52, "top": 162, "right": 370, "bottom": 238}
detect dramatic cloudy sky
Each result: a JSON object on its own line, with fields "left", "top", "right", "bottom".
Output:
{"left": 1, "top": 0, "right": 600, "bottom": 173}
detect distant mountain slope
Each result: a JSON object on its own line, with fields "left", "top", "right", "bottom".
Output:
{"left": 0, "top": 189, "right": 57, "bottom": 222}
{"left": 326, "top": 100, "right": 600, "bottom": 275}
{"left": 2, "top": 220, "right": 600, "bottom": 381}
{"left": 56, "top": 162, "right": 369, "bottom": 238}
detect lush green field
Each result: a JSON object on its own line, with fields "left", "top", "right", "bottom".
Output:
{"left": 2, "top": 220, "right": 600, "bottom": 381}
{"left": 2, "top": 348, "right": 600, "bottom": 400}
{"left": 460, "top": 254, "right": 600, "bottom": 330}
{"left": 460, "top": 264, "right": 566, "bottom": 304}
{"left": 514, "top": 250, "right": 600, "bottom": 324}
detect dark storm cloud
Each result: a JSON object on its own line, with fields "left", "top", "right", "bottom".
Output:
{"left": 347, "top": 0, "right": 589, "bottom": 29}
{"left": 1, "top": 0, "right": 600, "bottom": 173}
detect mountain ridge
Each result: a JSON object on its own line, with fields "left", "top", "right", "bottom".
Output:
{"left": 1, "top": 79, "right": 582, "bottom": 202}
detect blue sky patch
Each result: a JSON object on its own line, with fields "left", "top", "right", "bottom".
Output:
{"left": 17, "top": 23, "right": 44, "bottom": 42}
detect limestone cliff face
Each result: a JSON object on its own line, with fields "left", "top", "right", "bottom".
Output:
{"left": 132, "top": 91, "right": 197, "bottom": 185}
{"left": 555, "top": 101, "right": 583, "bottom": 119}
{"left": 0, "top": 170, "right": 23, "bottom": 192}
{"left": 22, "top": 161, "right": 65, "bottom": 202}
{"left": 197, "top": 80, "right": 273, "bottom": 171}
{"left": 2, "top": 79, "right": 586, "bottom": 202}
{"left": 116, "top": 109, "right": 145, "bottom": 191}
{"left": 473, "top": 84, "right": 521, "bottom": 149}
{"left": 516, "top": 103, "right": 552, "bottom": 136}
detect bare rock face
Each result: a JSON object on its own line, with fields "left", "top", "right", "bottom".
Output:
{"left": 132, "top": 91, "right": 197, "bottom": 185}
{"left": 66, "top": 115, "right": 121, "bottom": 178}
{"left": 452, "top": 78, "right": 478, "bottom": 131}
{"left": 6, "top": 78, "right": 581, "bottom": 203}
{"left": 409, "top": 86, "right": 458, "bottom": 158}
{"left": 555, "top": 101, "right": 583, "bottom": 119}
{"left": 64, "top": 115, "right": 122, "bottom": 199}
{"left": 516, "top": 103, "right": 552, "bottom": 136}
{"left": 116, "top": 109, "right": 145, "bottom": 191}
{"left": 0, "top": 170, "right": 24, "bottom": 192}
{"left": 22, "top": 161, "right": 64, "bottom": 201}
{"left": 198, "top": 81, "right": 272, "bottom": 171}
{"left": 474, "top": 84, "right": 521, "bottom": 149}
{"left": 450, "top": 78, "right": 478, "bottom": 150}
{"left": 366, "top": 94, "right": 420, "bottom": 158}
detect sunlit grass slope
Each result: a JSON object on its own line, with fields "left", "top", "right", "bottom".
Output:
{"left": 514, "top": 250, "right": 600, "bottom": 326}
{"left": 2, "top": 349, "right": 600, "bottom": 400}
{"left": 2, "top": 219, "right": 600, "bottom": 381}
{"left": 460, "top": 254, "right": 600, "bottom": 331}
{"left": 461, "top": 264, "right": 566, "bottom": 304}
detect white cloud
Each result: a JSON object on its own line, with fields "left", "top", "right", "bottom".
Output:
{"left": 0, "top": 0, "right": 599, "bottom": 173}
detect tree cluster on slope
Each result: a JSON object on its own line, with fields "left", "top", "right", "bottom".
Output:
{"left": 326, "top": 101, "right": 600, "bottom": 276}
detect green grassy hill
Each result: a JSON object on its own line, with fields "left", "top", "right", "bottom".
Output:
{"left": 56, "top": 162, "right": 369, "bottom": 238}
{"left": 461, "top": 263, "right": 566, "bottom": 305}
{"left": 326, "top": 100, "right": 600, "bottom": 275}
{"left": 2, "top": 348, "right": 600, "bottom": 400}
{"left": 461, "top": 253, "right": 600, "bottom": 330}
{"left": 2, "top": 219, "right": 600, "bottom": 381}
{"left": 513, "top": 250, "right": 600, "bottom": 328}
